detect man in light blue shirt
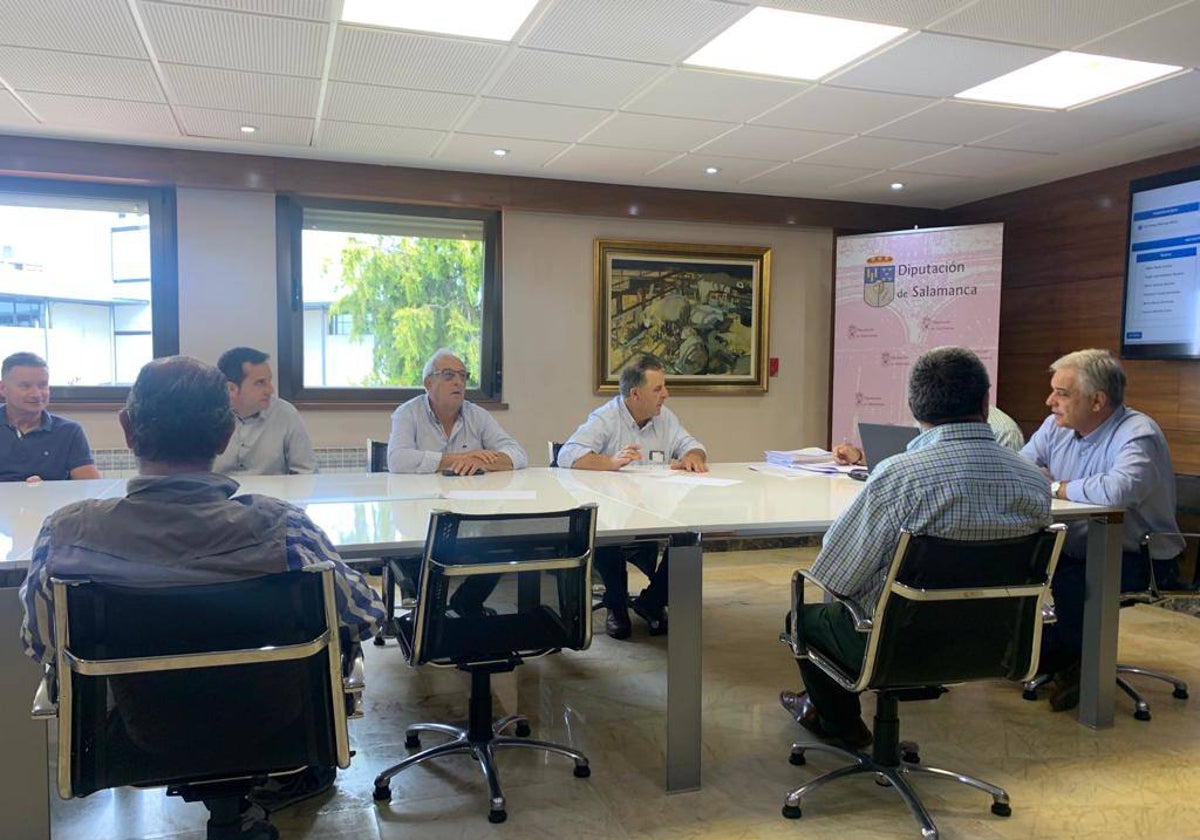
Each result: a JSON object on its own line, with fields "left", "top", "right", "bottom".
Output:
{"left": 781, "top": 347, "right": 1050, "bottom": 747}
{"left": 558, "top": 352, "right": 707, "bottom": 639}
{"left": 1020, "top": 348, "right": 1182, "bottom": 711}
{"left": 387, "top": 349, "right": 527, "bottom": 475}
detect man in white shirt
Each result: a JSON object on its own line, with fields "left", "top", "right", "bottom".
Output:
{"left": 213, "top": 347, "right": 317, "bottom": 476}
{"left": 558, "top": 352, "right": 707, "bottom": 638}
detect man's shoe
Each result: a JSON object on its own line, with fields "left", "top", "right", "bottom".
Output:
{"left": 779, "top": 690, "right": 872, "bottom": 750}
{"left": 605, "top": 606, "right": 632, "bottom": 640}
{"left": 632, "top": 599, "right": 668, "bottom": 636}
{"left": 1049, "top": 661, "right": 1081, "bottom": 712}
{"left": 249, "top": 766, "right": 336, "bottom": 814}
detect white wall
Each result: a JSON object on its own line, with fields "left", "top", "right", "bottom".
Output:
{"left": 69, "top": 192, "right": 835, "bottom": 460}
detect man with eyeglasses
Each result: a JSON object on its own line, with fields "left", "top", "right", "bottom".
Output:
{"left": 386, "top": 348, "right": 528, "bottom": 475}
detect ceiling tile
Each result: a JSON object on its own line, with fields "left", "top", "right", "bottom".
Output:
{"left": 543, "top": 145, "right": 679, "bottom": 178}
{"left": 331, "top": 26, "right": 506, "bottom": 92}
{"left": 1074, "top": 72, "right": 1200, "bottom": 125}
{"left": 582, "top": 113, "right": 733, "bottom": 152}
{"left": 435, "top": 133, "right": 568, "bottom": 167}
{"left": 901, "top": 145, "right": 1053, "bottom": 177}
{"left": 829, "top": 32, "right": 1053, "bottom": 97}
{"left": 0, "top": 0, "right": 145, "bottom": 58}
{"left": 800, "top": 135, "right": 952, "bottom": 168}
{"left": 978, "top": 111, "right": 1161, "bottom": 154}
{"left": 828, "top": 170, "right": 980, "bottom": 208}
{"left": 867, "top": 100, "right": 1042, "bottom": 145}
{"left": 743, "top": 161, "right": 879, "bottom": 190}
{"left": 753, "top": 85, "right": 934, "bottom": 134}
{"left": 523, "top": 0, "right": 746, "bottom": 63}
{"left": 645, "top": 154, "right": 783, "bottom": 186}
{"left": 488, "top": 50, "right": 668, "bottom": 109}
{"left": 625, "top": 69, "right": 805, "bottom": 122}
{"left": 324, "top": 82, "right": 472, "bottom": 130}
{"left": 1085, "top": 5, "right": 1200, "bottom": 67}
{"left": 141, "top": 2, "right": 327, "bottom": 77}
{"left": 316, "top": 121, "right": 445, "bottom": 158}
{"left": 458, "top": 99, "right": 609, "bottom": 142}
{"left": 695, "top": 124, "right": 847, "bottom": 161}
{"left": 158, "top": 0, "right": 332, "bottom": 20}
{"left": 930, "top": 0, "right": 1185, "bottom": 50}
{"left": 0, "top": 49, "right": 163, "bottom": 102}
{"left": 161, "top": 64, "right": 320, "bottom": 116}
{"left": 0, "top": 92, "right": 36, "bottom": 126}
{"left": 751, "top": 0, "right": 972, "bottom": 28}
{"left": 20, "top": 93, "right": 179, "bottom": 136}
{"left": 177, "top": 107, "right": 313, "bottom": 145}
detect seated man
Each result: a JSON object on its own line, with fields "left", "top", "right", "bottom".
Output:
{"left": 558, "top": 352, "right": 707, "bottom": 639}
{"left": 0, "top": 351, "right": 101, "bottom": 482}
{"left": 780, "top": 346, "right": 1051, "bottom": 746}
{"left": 214, "top": 346, "right": 316, "bottom": 475}
{"left": 387, "top": 348, "right": 527, "bottom": 475}
{"left": 19, "top": 355, "right": 385, "bottom": 839}
{"left": 1020, "top": 348, "right": 1182, "bottom": 711}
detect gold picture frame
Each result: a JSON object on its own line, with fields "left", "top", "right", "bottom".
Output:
{"left": 594, "top": 238, "right": 771, "bottom": 394}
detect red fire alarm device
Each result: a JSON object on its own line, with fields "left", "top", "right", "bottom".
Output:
{"left": 769, "top": 357, "right": 779, "bottom": 377}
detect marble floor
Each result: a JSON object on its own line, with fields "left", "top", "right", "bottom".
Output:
{"left": 51, "top": 548, "right": 1200, "bottom": 840}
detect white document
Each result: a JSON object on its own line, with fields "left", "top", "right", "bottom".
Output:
{"left": 442, "top": 490, "right": 538, "bottom": 501}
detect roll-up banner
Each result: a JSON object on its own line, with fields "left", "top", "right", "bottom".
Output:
{"left": 831, "top": 223, "right": 1004, "bottom": 447}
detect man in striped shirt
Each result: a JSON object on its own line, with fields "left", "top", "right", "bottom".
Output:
{"left": 780, "top": 346, "right": 1051, "bottom": 747}
{"left": 19, "top": 355, "right": 384, "bottom": 839}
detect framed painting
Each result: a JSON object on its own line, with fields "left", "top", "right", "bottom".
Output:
{"left": 593, "top": 239, "right": 771, "bottom": 393}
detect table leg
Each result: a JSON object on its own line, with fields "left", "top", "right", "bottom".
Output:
{"left": 666, "top": 534, "right": 702, "bottom": 793}
{"left": 0, "top": 586, "right": 51, "bottom": 839}
{"left": 1078, "top": 513, "right": 1122, "bottom": 728}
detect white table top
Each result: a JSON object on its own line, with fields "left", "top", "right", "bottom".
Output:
{"left": 0, "top": 465, "right": 1115, "bottom": 568}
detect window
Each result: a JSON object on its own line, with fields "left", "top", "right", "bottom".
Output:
{"left": 276, "top": 197, "right": 501, "bottom": 403}
{"left": 0, "top": 178, "right": 177, "bottom": 400}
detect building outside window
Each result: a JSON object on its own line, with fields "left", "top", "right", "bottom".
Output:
{"left": 0, "top": 179, "right": 177, "bottom": 398}
{"left": 277, "top": 197, "right": 501, "bottom": 402}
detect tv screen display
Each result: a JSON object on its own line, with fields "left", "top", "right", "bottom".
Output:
{"left": 1121, "top": 164, "right": 1200, "bottom": 360}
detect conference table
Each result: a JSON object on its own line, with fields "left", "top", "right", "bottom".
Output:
{"left": 0, "top": 464, "right": 1122, "bottom": 838}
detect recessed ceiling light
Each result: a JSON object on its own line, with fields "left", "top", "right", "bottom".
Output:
{"left": 955, "top": 51, "right": 1182, "bottom": 109}
{"left": 705, "top": 166, "right": 720, "bottom": 175}
{"left": 239, "top": 125, "right": 257, "bottom": 134}
{"left": 685, "top": 8, "right": 906, "bottom": 81}
{"left": 492, "top": 148, "right": 509, "bottom": 157}
{"left": 341, "top": 0, "right": 539, "bottom": 41}
{"left": 890, "top": 182, "right": 904, "bottom": 191}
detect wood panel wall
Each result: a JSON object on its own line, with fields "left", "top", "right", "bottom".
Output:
{"left": 948, "top": 144, "right": 1200, "bottom": 475}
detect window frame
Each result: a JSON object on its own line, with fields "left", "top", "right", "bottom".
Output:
{"left": 275, "top": 195, "right": 503, "bottom": 405}
{"left": 0, "top": 176, "right": 178, "bottom": 403}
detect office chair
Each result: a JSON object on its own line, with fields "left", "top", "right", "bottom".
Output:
{"left": 372, "top": 505, "right": 597, "bottom": 823}
{"left": 1021, "top": 531, "right": 1191, "bottom": 720}
{"left": 31, "top": 569, "right": 364, "bottom": 840}
{"left": 780, "top": 524, "right": 1065, "bottom": 840}
{"left": 367, "top": 437, "right": 389, "bottom": 473}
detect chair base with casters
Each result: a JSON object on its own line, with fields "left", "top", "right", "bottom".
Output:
{"left": 783, "top": 689, "right": 1010, "bottom": 840}
{"left": 372, "top": 661, "right": 589, "bottom": 823}
{"left": 1022, "top": 666, "right": 1189, "bottom": 721}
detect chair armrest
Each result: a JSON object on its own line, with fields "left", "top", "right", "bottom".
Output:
{"left": 796, "top": 569, "right": 872, "bottom": 632}
{"left": 30, "top": 666, "right": 57, "bottom": 720}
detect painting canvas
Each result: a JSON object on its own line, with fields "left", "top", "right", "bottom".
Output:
{"left": 594, "top": 239, "right": 771, "bottom": 393}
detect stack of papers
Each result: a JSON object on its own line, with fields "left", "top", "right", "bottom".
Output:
{"left": 764, "top": 447, "right": 832, "bottom": 467}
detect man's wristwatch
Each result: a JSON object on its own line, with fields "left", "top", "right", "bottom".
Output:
{"left": 1050, "top": 480, "right": 1062, "bottom": 499}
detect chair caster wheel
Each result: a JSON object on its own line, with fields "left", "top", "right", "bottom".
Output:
{"left": 372, "top": 635, "right": 386, "bottom": 647}
{"left": 788, "top": 751, "right": 806, "bottom": 766}
{"left": 991, "top": 802, "right": 1012, "bottom": 817}
{"left": 782, "top": 805, "right": 802, "bottom": 819}
{"left": 1021, "top": 689, "right": 1038, "bottom": 701}
{"left": 515, "top": 721, "right": 532, "bottom": 737}
{"left": 901, "top": 749, "right": 920, "bottom": 764}
{"left": 1135, "top": 709, "right": 1151, "bottom": 722}
{"left": 488, "top": 809, "right": 507, "bottom": 824}
{"left": 1175, "top": 688, "right": 1189, "bottom": 699}
{"left": 574, "top": 764, "right": 590, "bottom": 778}
{"left": 405, "top": 733, "right": 421, "bottom": 748}
{"left": 372, "top": 786, "right": 391, "bottom": 802}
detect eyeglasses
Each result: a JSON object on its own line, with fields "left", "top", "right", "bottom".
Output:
{"left": 433, "top": 368, "right": 469, "bottom": 382}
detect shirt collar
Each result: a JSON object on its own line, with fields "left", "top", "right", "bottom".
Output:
{"left": 236, "top": 395, "right": 275, "bottom": 424}
{"left": 1, "top": 404, "right": 52, "bottom": 435}
{"left": 1077, "top": 404, "right": 1127, "bottom": 443}
{"left": 908, "top": 421, "right": 995, "bottom": 451}
{"left": 617, "top": 395, "right": 654, "bottom": 430}
{"left": 126, "top": 472, "right": 241, "bottom": 501}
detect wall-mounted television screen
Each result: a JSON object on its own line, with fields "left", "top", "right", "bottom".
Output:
{"left": 1121, "top": 163, "right": 1200, "bottom": 360}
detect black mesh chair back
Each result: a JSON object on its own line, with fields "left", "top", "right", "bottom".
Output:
{"left": 48, "top": 570, "right": 350, "bottom": 800}
{"left": 367, "top": 439, "right": 389, "bottom": 473}
{"left": 864, "top": 527, "right": 1066, "bottom": 689}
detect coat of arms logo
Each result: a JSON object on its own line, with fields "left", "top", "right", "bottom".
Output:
{"left": 863, "top": 255, "right": 895, "bottom": 308}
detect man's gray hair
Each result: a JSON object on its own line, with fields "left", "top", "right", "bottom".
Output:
{"left": 619, "top": 353, "right": 665, "bottom": 398}
{"left": 422, "top": 348, "right": 462, "bottom": 380}
{"left": 1050, "top": 348, "right": 1125, "bottom": 406}
{"left": 907, "top": 346, "right": 990, "bottom": 424}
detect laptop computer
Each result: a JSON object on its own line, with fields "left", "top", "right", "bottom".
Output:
{"left": 856, "top": 422, "right": 920, "bottom": 473}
